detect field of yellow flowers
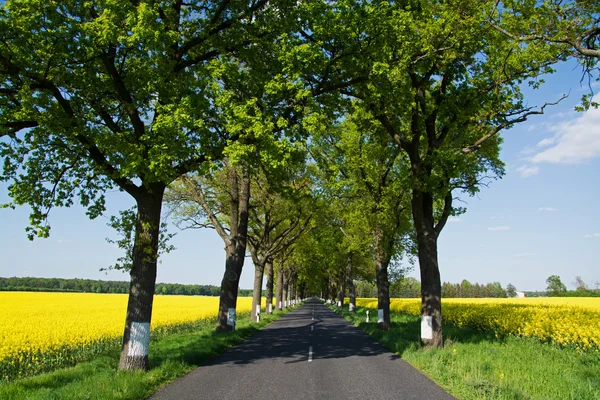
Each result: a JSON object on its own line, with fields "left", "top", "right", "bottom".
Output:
{"left": 0, "top": 292, "right": 258, "bottom": 381}
{"left": 356, "top": 297, "right": 600, "bottom": 352}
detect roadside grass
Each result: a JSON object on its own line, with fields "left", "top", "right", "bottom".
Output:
{"left": 0, "top": 309, "right": 289, "bottom": 400}
{"left": 332, "top": 305, "right": 600, "bottom": 400}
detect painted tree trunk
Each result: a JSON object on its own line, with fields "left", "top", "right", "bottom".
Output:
{"left": 251, "top": 261, "right": 265, "bottom": 322}
{"left": 118, "top": 186, "right": 164, "bottom": 371}
{"left": 291, "top": 273, "right": 298, "bottom": 303}
{"left": 265, "top": 261, "right": 274, "bottom": 314}
{"left": 374, "top": 227, "right": 391, "bottom": 329}
{"left": 282, "top": 272, "right": 289, "bottom": 308}
{"left": 216, "top": 244, "right": 245, "bottom": 331}
{"left": 346, "top": 253, "right": 356, "bottom": 312}
{"left": 275, "top": 269, "right": 283, "bottom": 311}
{"left": 412, "top": 188, "right": 443, "bottom": 347}
{"left": 337, "top": 269, "right": 345, "bottom": 308}
{"left": 216, "top": 168, "right": 250, "bottom": 331}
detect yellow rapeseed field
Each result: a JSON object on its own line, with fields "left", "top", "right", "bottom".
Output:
{"left": 0, "top": 292, "right": 261, "bottom": 380}
{"left": 356, "top": 297, "right": 600, "bottom": 352}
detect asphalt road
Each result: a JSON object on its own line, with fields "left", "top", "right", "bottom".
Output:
{"left": 149, "top": 299, "right": 454, "bottom": 400}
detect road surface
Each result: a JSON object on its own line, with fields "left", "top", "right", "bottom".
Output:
{"left": 149, "top": 298, "right": 454, "bottom": 400}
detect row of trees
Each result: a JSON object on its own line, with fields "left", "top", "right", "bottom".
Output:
{"left": 2, "top": 0, "right": 598, "bottom": 371}
{"left": 353, "top": 278, "right": 511, "bottom": 299}
{"left": 546, "top": 275, "right": 600, "bottom": 297}
{"left": 0, "top": 277, "right": 255, "bottom": 296}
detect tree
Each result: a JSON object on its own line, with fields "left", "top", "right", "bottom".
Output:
{"left": 0, "top": 0, "right": 293, "bottom": 369}
{"left": 574, "top": 276, "right": 588, "bottom": 293}
{"left": 546, "top": 275, "right": 567, "bottom": 296}
{"left": 311, "top": 111, "right": 414, "bottom": 328}
{"left": 309, "top": 0, "right": 569, "bottom": 346}
{"left": 506, "top": 283, "right": 517, "bottom": 298}
{"left": 247, "top": 169, "right": 313, "bottom": 321}
{"left": 487, "top": 1, "right": 600, "bottom": 109}
{"left": 166, "top": 163, "right": 251, "bottom": 331}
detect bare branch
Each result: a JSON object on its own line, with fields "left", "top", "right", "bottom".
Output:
{"left": 181, "top": 175, "right": 232, "bottom": 245}
{"left": 462, "top": 94, "right": 568, "bottom": 154}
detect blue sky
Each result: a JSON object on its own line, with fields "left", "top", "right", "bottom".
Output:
{"left": 1, "top": 60, "right": 598, "bottom": 292}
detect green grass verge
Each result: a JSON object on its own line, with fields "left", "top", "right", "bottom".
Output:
{"left": 331, "top": 305, "right": 600, "bottom": 400}
{"left": 0, "top": 309, "right": 291, "bottom": 399}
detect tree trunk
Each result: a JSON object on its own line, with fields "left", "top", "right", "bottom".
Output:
{"left": 265, "top": 261, "right": 274, "bottom": 313}
{"left": 118, "top": 185, "right": 164, "bottom": 371}
{"left": 337, "top": 269, "right": 345, "bottom": 308}
{"left": 251, "top": 260, "right": 265, "bottom": 322}
{"left": 412, "top": 188, "right": 443, "bottom": 347}
{"left": 216, "top": 168, "right": 250, "bottom": 331}
{"left": 346, "top": 252, "right": 356, "bottom": 312}
{"left": 322, "top": 277, "right": 329, "bottom": 301}
{"left": 283, "top": 274, "right": 289, "bottom": 308}
{"left": 276, "top": 268, "right": 283, "bottom": 311}
{"left": 374, "top": 227, "right": 391, "bottom": 329}
{"left": 216, "top": 244, "right": 245, "bottom": 331}
{"left": 291, "top": 273, "right": 298, "bottom": 304}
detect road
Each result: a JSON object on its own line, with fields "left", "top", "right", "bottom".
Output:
{"left": 149, "top": 298, "right": 454, "bottom": 400}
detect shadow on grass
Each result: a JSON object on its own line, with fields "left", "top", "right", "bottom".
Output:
{"left": 149, "top": 323, "right": 266, "bottom": 368}
{"left": 333, "top": 305, "right": 506, "bottom": 357}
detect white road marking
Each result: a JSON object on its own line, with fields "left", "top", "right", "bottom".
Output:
{"left": 308, "top": 346, "right": 313, "bottom": 362}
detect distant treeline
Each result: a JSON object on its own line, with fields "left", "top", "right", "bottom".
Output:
{"left": 0, "top": 277, "right": 253, "bottom": 296}
{"left": 525, "top": 290, "right": 600, "bottom": 298}
{"left": 355, "top": 278, "right": 510, "bottom": 298}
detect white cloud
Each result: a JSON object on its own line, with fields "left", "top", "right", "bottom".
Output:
{"left": 529, "top": 97, "right": 600, "bottom": 164}
{"left": 514, "top": 253, "right": 536, "bottom": 257}
{"left": 538, "top": 207, "right": 558, "bottom": 212}
{"left": 516, "top": 165, "right": 540, "bottom": 178}
{"left": 520, "top": 145, "right": 537, "bottom": 155}
{"left": 448, "top": 216, "right": 462, "bottom": 223}
{"left": 536, "top": 137, "right": 555, "bottom": 148}
{"left": 527, "top": 124, "right": 538, "bottom": 132}
{"left": 584, "top": 233, "right": 600, "bottom": 238}
{"left": 488, "top": 226, "right": 511, "bottom": 231}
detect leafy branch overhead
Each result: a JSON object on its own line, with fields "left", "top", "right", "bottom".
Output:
{"left": 104, "top": 207, "right": 176, "bottom": 272}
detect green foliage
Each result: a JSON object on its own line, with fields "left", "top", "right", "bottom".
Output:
{"left": 0, "top": 277, "right": 253, "bottom": 296}
{"left": 506, "top": 283, "right": 517, "bottom": 298}
{"left": 104, "top": 207, "right": 176, "bottom": 272}
{"left": 442, "top": 280, "right": 508, "bottom": 298}
{"left": 0, "top": 0, "right": 304, "bottom": 237}
{"left": 493, "top": 0, "right": 600, "bottom": 110}
{"left": 546, "top": 275, "right": 567, "bottom": 296}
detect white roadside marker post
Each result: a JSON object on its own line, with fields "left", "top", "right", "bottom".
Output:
{"left": 227, "top": 308, "right": 236, "bottom": 331}
{"left": 256, "top": 305, "right": 260, "bottom": 323}
{"left": 366, "top": 310, "right": 369, "bottom": 323}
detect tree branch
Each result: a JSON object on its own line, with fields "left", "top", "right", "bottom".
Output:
{"left": 181, "top": 175, "right": 231, "bottom": 245}
{"left": 434, "top": 191, "right": 453, "bottom": 236}
{"left": 462, "top": 94, "right": 568, "bottom": 154}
